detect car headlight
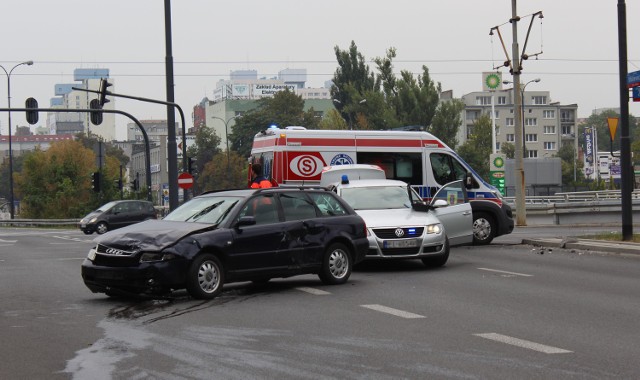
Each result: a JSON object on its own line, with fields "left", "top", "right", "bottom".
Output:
{"left": 140, "top": 253, "right": 177, "bottom": 263}
{"left": 425, "top": 223, "right": 442, "bottom": 234}
{"left": 89, "top": 217, "right": 97, "bottom": 223}
{"left": 87, "top": 247, "right": 97, "bottom": 261}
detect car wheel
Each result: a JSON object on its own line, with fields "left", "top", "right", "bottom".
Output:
{"left": 186, "top": 254, "right": 224, "bottom": 300}
{"left": 422, "top": 238, "right": 450, "bottom": 268}
{"left": 96, "top": 222, "right": 109, "bottom": 235}
{"left": 318, "top": 242, "right": 352, "bottom": 285}
{"left": 473, "top": 212, "right": 495, "bottom": 245}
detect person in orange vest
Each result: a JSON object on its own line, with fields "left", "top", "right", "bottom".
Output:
{"left": 250, "top": 163, "right": 272, "bottom": 188}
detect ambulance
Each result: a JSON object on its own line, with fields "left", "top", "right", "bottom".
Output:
{"left": 249, "top": 126, "right": 514, "bottom": 245}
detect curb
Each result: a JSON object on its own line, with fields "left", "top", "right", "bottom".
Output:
{"left": 522, "top": 238, "right": 640, "bottom": 255}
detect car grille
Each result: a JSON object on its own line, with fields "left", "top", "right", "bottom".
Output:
{"left": 372, "top": 227, "right": 424, "bottom": 239}
{"left": 379, "top": 247, "right": 421, "bottom": 255}
{"left": 93, "top": 244, "right": 139, "bottom": 267}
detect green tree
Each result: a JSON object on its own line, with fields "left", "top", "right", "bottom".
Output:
{"left": 581, "top": 110, "right": 638, "bottom": 157}
{"left": 555, "top": 143, "right": 584, "bottom": 185}
{"left": 500, "top": 142, "right": 515, "bottom": 159}
{"left": 15, "top": 140, "right": 96, "bottom": 218}
{"left": 457, "top": 115, "right": 493, "bottom": 181}
{"left": 198, "top": 150, "right": 249, "bottom": 192}
{"left": 229, "top": 90, "right": 313, "bottom": 157}
{"left": 318, "top": 108, "right": 349, "bottom": 130}
{"left": 430, "top": 99, "right": 464, "bottom": 149}
{"left": 187, "top": 125, "right": 222, "bottom": 176}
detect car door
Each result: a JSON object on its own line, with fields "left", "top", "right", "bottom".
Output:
{"left": 228, "top": 194, "right": 290, "bottom": 272}
{"left": 429, "top": 180, "right": 473, "bottom": 246}
{"left": 278, "top": 192, "right": 326, "bottom": 268}
{"left": 108, "top": 202, "right": 131, "bottom": 230}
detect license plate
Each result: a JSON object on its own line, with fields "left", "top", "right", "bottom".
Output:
{"left": 383, "top": 239, "right": 418, "bottom": 248}
{"left": 81, "top": 223, "right": 86, "bottom": 228}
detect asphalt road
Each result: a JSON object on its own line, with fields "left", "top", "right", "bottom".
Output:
{"left": 1, "top": 227, "right": 638, "bottom": 379}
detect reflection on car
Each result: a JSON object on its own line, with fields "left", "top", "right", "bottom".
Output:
{"left": 329, "top": 177, "right": 473, "bottom": 267}
{"left": 81, "top": 187, "right": 369, "bottom": 299}
{"left": 78, "top": 200, "right": 157, "bottom": 235}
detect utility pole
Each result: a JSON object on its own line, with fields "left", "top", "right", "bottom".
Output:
{"left": 511, "top": 0, "right": 526, "bottom": 226}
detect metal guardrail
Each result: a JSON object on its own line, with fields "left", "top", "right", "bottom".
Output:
{"left": 504, "top": 190, "right": 640, "bottom": 205}
{"left": 0, "top": 219, "right": 79, "bottom": 227}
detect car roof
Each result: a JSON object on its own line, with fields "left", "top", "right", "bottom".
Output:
{"left": 335, "top": 179, "right": 408, "bottom": 188}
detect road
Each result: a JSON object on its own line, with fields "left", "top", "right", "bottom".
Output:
{"left": 1, "top": 227, "right": 638, "bottom": 379}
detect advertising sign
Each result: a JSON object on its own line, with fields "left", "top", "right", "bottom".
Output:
{"left": 584, "top": 127, "right": 594, "bottom": 163}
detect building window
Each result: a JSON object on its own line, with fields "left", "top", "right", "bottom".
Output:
{"left": 532, "top": 96, "right": 547, "bottom": 105}
{"left": 496, "top": 142, "right": 501, "bottom": 151}
{"left": 543, "top": 110, "right": 555, "bottom": 119}
{"left": 544, "top": 142, "right": 556, "bottom": 150}
{"left": 525, "top": 118, "right": 537, "bottom": 126}
{"left": 562, "top": 125, "right": 573, "bottom": 135}
{"left": 476, "top": 96, "right": 492, "bottom": 105}
{"left": 505, "top": 118, "right": 514, "bottom": 126}
{"left": 506, "top": 134, "right": 515, "bottom": 142}
{"left": 527, "top": 150, "right": 538, "bottom": 158}
{"left": 497, "top": 96, "right": 506, "bottom": 105}
{"left": 495, "top": 126, "right": 500, "bottom": 135}
{"left": 525, "top": 134, "right": 538, "bottom": 142}
{"left": 490, "top": 110, "right": 499, "bottom": 119}
{"left": 544, "top": 125, "right": 556, "bottom": 134}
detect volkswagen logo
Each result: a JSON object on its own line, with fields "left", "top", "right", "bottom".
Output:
{"left": 105, "top": 248, "right": 127, "bottom": 256}
{"left": 394, "top": 228, "right": 405, "bottom": 238}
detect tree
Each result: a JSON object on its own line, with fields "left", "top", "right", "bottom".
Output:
{"left": 198, "top": 150, "right": 249, "bottom": 192}
{"left": 430, "top": 99, "right": 464, "bottom": 149}
{"left": 15, "top": 140, "right": 96, "bottom": 218}
{"left": 500, "top": 142, "right": 515, "bottom": 159}
{"left": 187, "top": 125, "right": 222, "bottom": 176}
{"left": 318, "top": 108, "right": 349, "bottom": 130}
{"left": 555, "top": 143, "right": 584, "bottom": 185}
{"left": 581, "top": 110, "right": 638, "bottom": 156}
{"left": 229, "top": 90, "right": 313, "bottom": 157}
{"left": 457, "top": 115, "right": 493, "bottom": 181}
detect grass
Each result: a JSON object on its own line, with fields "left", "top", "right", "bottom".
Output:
{"left": 581, "top": 232, "right": 640, "bottom": 243}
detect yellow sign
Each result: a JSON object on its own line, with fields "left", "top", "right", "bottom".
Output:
{"left": 607, "top": 117, "right": 619, "bottom": 141}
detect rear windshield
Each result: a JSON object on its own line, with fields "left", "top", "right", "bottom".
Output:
{"left": 163, "top": 196, "right": 241, "bottom": 224}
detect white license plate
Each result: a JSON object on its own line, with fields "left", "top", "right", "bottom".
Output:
{"left": 383, "top": 240, "right": 418, "bottom": 249}
{"left": 81, "top": 223, "right": 86, "bottom": 228}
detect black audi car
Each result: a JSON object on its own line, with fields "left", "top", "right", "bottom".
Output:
{"left": 81, "top": 187, "right": 368, "bottom": 299}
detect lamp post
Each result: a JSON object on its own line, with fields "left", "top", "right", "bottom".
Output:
{"left": 504, "top": 78, "right": 541, "bottom": 158}
{"left": 1, "top": 60, "right": 33, "bottom": 219}
{"left": 211, "top": 115, "right": 239, "bottom": 176}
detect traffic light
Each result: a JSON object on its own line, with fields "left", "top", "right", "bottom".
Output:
{"left": 98, "top": 78, "right": 112, "bottom": 107}
{"left": 132, "top": 178, "right": 139, "bottom": 191}
{"left": 89, "top": 99, "right": 103, "bottom": 125}
{"left": 188, "top": 157, "right": 196, "bottom": 174}
{"left": 25, "top": 97, "right": 39, "bottom": 125}
{"left": 91, "top": 172, "right": 101, "bottom": 192}
{"left": 115, "top": 179, "right": 123, "bottom": 190}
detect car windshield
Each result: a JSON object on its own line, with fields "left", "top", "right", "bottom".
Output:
{"left": 96, "top": 201, "right": 119, "bottom": 212}
{"left": 163, "top": 196, "right": 240, "bottom": 224}
{"left": 341, "top": 186, "right": 411, "bottom": 210}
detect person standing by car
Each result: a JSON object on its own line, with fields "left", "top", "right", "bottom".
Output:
{"left": 250, "top": 163, "right": 272, "bottom": 188}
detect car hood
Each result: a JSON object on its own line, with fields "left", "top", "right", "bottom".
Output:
{"left": 356, "top": 208, "right": 440, "bottom": 228}
{"left": 81, "top": 211, "right": 102, "bottom": 221}
{"left": 93, "top": 219, "right": 217, "bottom": 251}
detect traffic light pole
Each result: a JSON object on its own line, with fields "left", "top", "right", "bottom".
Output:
{"left": 0, "top": 107, "right": 153, "bottom": 202}
{"left": 72, "top": 86, "right": 190, "bottom": 203}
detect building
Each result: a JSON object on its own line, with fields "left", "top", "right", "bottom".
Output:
{"left": 460, "top": 73, "right": 578, "bottom": 159}
{"left": 47, "top": 68, "right": 116, "bottom": 142}
{"left": 0, "top": 134, "right": 75, "bottom": 161}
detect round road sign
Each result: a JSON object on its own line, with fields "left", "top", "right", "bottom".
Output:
{"left": 178, "top": 172, "right": 194, "bottom": 190}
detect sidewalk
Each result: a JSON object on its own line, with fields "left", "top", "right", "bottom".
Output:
{"left": 522, "top": 237, "right": 640, "bottom": 256}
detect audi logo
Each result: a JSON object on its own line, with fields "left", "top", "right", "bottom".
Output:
{"left": 394, "top": 228, "right": 405, "bottom": 237}
{"left": 105, "top": 248, "right": 127, "bottom": 256}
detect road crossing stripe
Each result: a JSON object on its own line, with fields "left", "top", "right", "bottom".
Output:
{"left": 477, "top": 268, "right": 533, "bottom": 277}
{"left": 474, "top": 333, "right": 572, "bottom": 354}
{"left": 361, "top": 304, "right": 425, "bottom": 319}
{"left": 296, "top": 287, "right": 331, "bottom": 295}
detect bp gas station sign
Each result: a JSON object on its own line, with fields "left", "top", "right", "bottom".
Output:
{"left": 489, "top": 153, "right": 506, "bottom": 195}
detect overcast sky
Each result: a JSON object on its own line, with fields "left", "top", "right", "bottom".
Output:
{"left": 2, "top": 0, "right": 639, "bottom": 139}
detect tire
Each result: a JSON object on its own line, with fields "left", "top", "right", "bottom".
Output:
{"left": 96, "top": 222, "right": 109, "bottom": 235}
{"left": 318, "top": 243, "right": 352, "bottom": 285}
{"left": 473, "top": 212, "right": 495, "bottom": 245}
{"left": 186, "top": 254, "right": 224, "bottom": 300}
{"left": 422, "top": 238, "right": 450, "bottom": 268}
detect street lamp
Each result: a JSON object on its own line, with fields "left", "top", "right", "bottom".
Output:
{"left": 211, "top": 115, "right": 239, "bottom": 175}
{"left": 503, "top": 78, "right": 541, "bottom": 158}
{"left": 0, "top": 60, "right": 34, "bottom": 219}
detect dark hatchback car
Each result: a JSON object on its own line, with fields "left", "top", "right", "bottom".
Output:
{"left": 81, "top": 187, "right": 369, "bottom": 299}
{"left": 79, "top": 200, "right": 157, "bottom": 235}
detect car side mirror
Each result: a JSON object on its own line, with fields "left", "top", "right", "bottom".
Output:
{"left": 411, "top": 201, "right": 430, "bottom": 212}
{"left": 465, "top": 172, "right": 479, "bottom": 189}
{"left": 432, "top": 199, "right": 449, "bottom": 208}
{"left": 235, "top": 216, "right": 256, "bottom": 228}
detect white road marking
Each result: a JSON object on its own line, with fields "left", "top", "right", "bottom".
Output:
{"left": 56, "top": 258, "right": 86, "bottom": 261}
{"left": 0, "top": 239, "right": 17, "bottom": 243}
{"left": 477, "top": 268, "right": 533, "bottom": 277}
{"left": 361, "top": 304, "right": 425, "bottom": 319}
{"left": 475, "top": 333, "right": 572, "bottom": 354}
{"left": 296, "top": 287, "right": 331, "bottom": 295}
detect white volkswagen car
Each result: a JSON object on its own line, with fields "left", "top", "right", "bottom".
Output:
{"left": 328, "top": 178, "right": 473, "bottom": 267}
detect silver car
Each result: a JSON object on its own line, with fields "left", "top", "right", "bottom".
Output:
{"left": 329, "top": 178, "right": 473, "bottom": 267}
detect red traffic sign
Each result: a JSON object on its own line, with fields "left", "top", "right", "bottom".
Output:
{"left": 178, "top": 172, "right": 194, "bottom": 189}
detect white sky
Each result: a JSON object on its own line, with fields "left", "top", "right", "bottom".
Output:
{"left": 1, "top": 0, "right": 639, "bottom": 140}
